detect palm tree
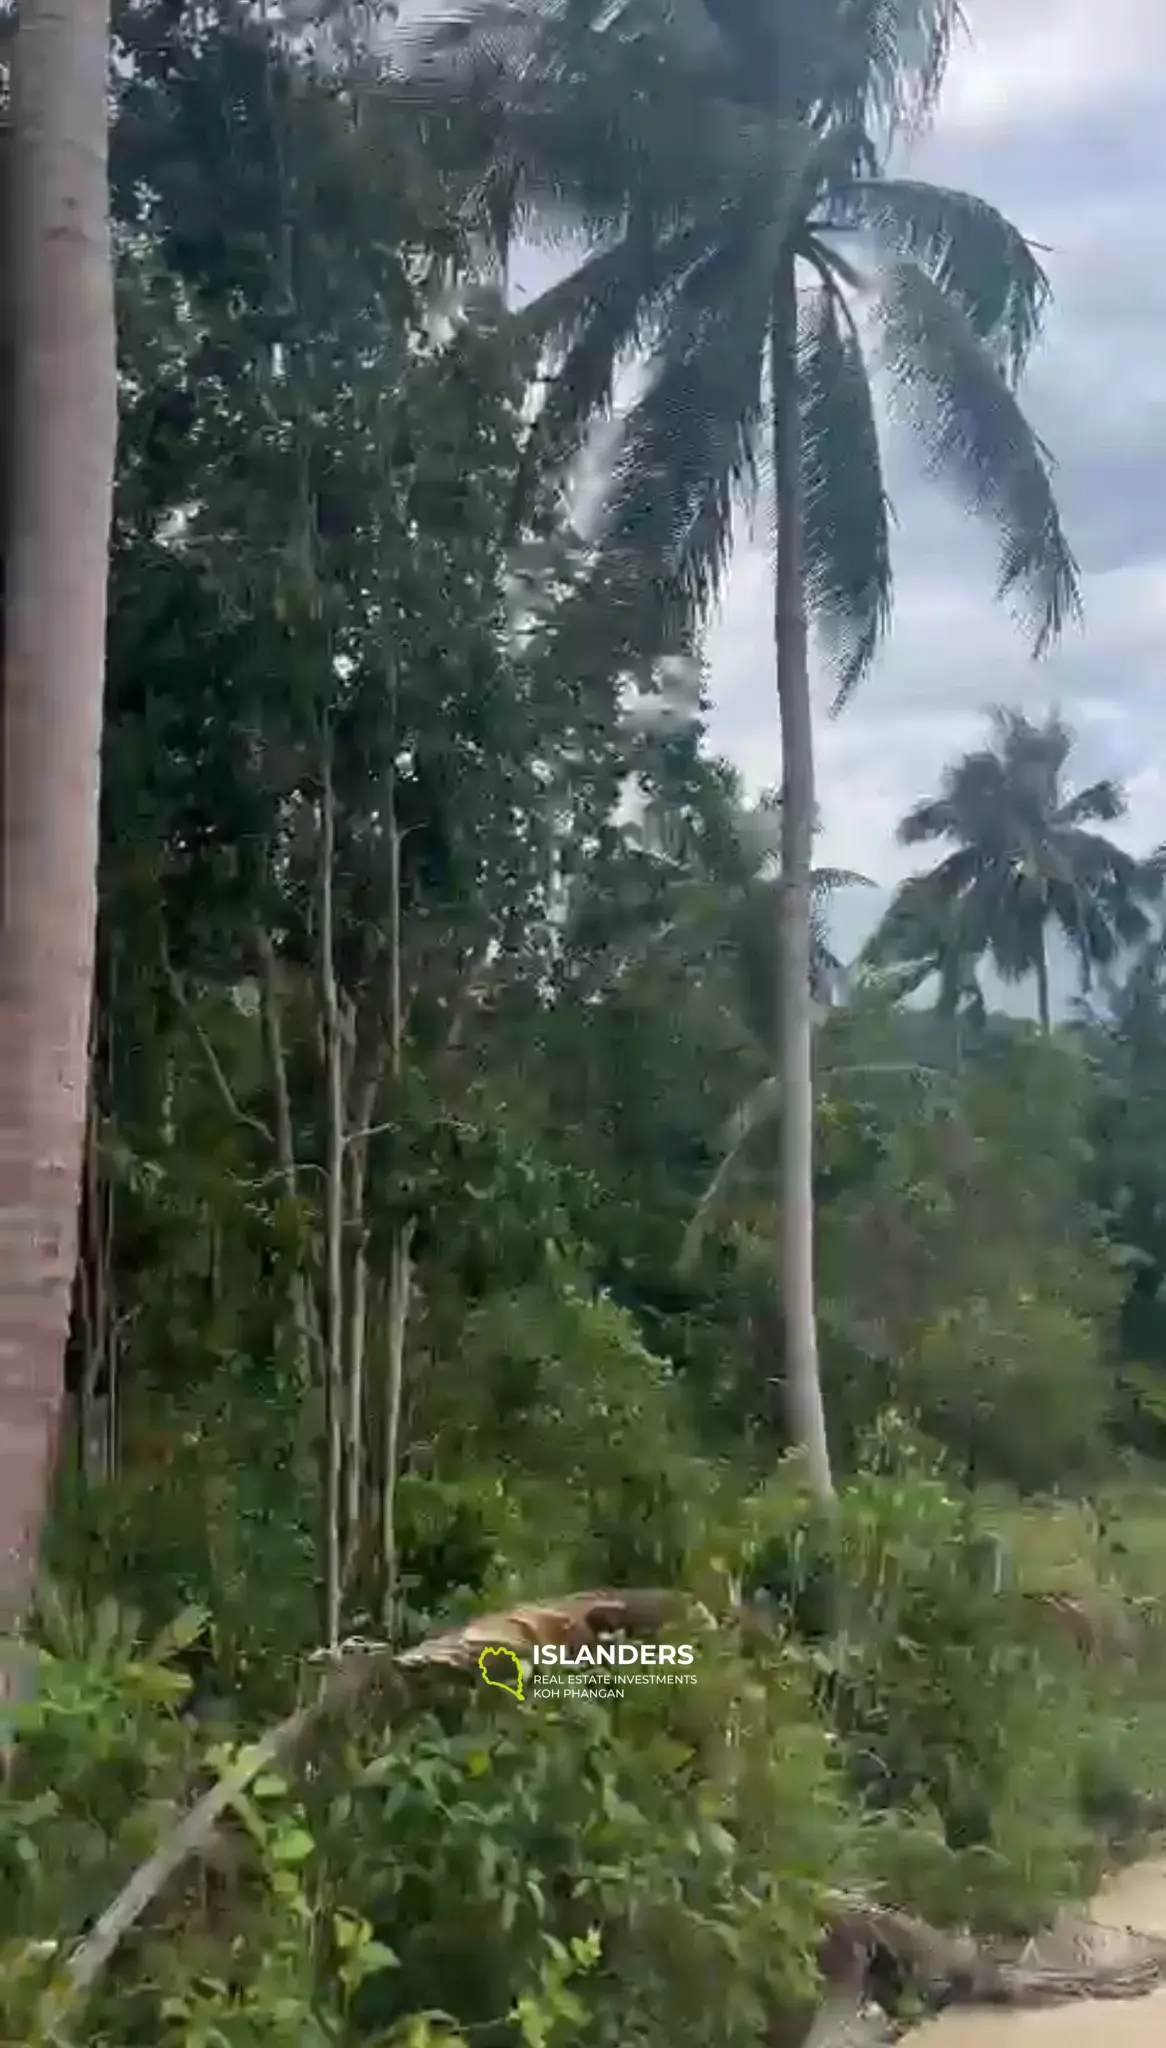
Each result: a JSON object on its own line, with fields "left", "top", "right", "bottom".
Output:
{"left": 862, "top": 872, "right": 987, "bottom": 1024}
{"left": 875, "top": 708, "right": 1161, "bottom": 1033}
{"left": 409, "top": 0, "right": 1079, "bottom": 1498}
{"left": 0, "top": 0, "right": 118, "bottom": 1658}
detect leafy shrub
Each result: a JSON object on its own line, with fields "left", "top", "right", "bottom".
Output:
{"left": 739, "top": 1418, "right": 1103, "bottom": 1931}
{"left": 306, "top": 1628, "right": 845, "bottom": 2048}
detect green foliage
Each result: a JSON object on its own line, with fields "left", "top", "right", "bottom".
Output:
{"left": 316, "top": 1648, "right": 841, "bottom": 2048}
{"left": 10, "top": 5, "right": 1166, "bottom": 2046}
{"left": 816, "top": 1031, "right": 1118, "bottom": 1483}
{"left": 739, "top": 1425, "right": 1106, "bottom": 1932}
{"left": 1, "top": 1575, "right": 847, "bottom": 2048}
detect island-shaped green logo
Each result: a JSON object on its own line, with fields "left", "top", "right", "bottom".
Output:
{"left": 478, "top": 1645, "right": 524, "bottom": 1701}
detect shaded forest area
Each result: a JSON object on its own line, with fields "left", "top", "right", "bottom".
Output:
{"left": 6, "top": 3, "right": 1166, "bottom": 2046}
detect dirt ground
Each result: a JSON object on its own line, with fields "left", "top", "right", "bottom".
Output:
{"left": 904, "top": 1862, "right": 1166, "bottom": 2048}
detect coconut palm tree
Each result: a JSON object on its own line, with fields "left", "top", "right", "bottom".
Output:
{"left": 408, "top": 0, "right": 1079, "bottom": 1498}
{"left": 0, "top": 0, "right": 118, "bottom": 1660}
{"left": 862, "top": 872, "right": 987, "bottom": 1023}
{"left": 876, "top": 708, "right": 1161, "bottom": 1033}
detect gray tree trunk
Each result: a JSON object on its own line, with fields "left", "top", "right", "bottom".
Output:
{"left": 0, "top": 0, "right": 117, "bottom": 1659}
{"left": 1035, "top": 930, "right": 1051, "bottom": 1034}
{"left": 770, "top": 255, "right": 834, "bottom": 1503}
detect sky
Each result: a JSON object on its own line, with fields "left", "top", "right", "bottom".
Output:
{"left": 703, "top": 0, "right": 1166, "bottom": 922}
{"left": 501, "top": 0, "right": 1166, "bottom": 990}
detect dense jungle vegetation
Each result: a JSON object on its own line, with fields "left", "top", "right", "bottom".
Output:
{"left": 5, "top": 4, "right": 1166, "bottom": 2046}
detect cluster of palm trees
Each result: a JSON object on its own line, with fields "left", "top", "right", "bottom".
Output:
{"left": 411, "top": 0, "right": 1079, "bottom": 1497}
{"left": 867, "top": 709, "right": 1162, "bottom": 1034}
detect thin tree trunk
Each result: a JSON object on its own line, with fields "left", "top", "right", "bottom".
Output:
{"left": 769, "top": 256, "right": 834, "bottom": 1503}
{"left": 380, "top": 781, "right": 412, "bottom": 1634}
{"left": 0, "top": 0, "right": 117, "bottom": 1652}
{"left": 344, "top": 1206, "right": 368, "bottom": 1564}
{"left": 76, "top": 1060, "right": 111, "bottom": 1483}
{"left": 318, "top": 741, "right": 344, "bottom": 1651}
{"left": 257, "top": 925, "right": 318, "bottom": 1391}
{"left": 382, "top": 1220, "right": 414, "bottom": 1637}
{"left": 341, "top": 1072, "right": 377, "bottom": 1590}
{"left": 1035, "top": 932, "right": 1051, "bottom": 1034}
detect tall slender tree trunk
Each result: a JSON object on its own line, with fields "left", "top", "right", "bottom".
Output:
{"left": 769, "top": 255, "right": 834, "bottom": 1503}
{"left": 341, "top": 1069, "right": 376, "bottom": 1593}
{"left": 0, "top": 0, "right": 117, "bottom": 1650}
{"left": 381, "top": 782, "right": 413, "bottom": 1636}
{"left": 318, "top": 738, "right": 344, "bottom": 1652}
{"left": 1034, "top": 931, "right": 1051, "bottom": 1035}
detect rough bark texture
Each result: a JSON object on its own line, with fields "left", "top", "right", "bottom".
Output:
{"left": 770, "top": 257, "right": 834, "bottom": 1502}
{"left": 0, "top": 0, "right": 117, "bottom": 1647}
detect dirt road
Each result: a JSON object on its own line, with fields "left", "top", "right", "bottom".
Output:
{"left": 904, "top": 1862, "right": 1166, "bottom": 2048}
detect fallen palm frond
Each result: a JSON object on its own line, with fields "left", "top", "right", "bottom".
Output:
{"left": 822, "top": 1894, "right": 1166, "bottom": 2010}
{"left": 397, "top": 1585, "right": 709, "bottom": 1672}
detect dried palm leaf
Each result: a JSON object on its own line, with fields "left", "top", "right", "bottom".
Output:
{"left": 398, "top": 1586, "right": 710, "bottom": 1672}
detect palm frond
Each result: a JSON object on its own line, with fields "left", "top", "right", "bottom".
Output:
{"left": 892, "top": 850, "right": 984, "bottom": 912}
{"left": 992, "top": 712, "right": 1078, "bottom": 794}
{"left": 824, "top": 0, "right": 968, "bottom": 135}
{"left": 875, "top": 260, "right": 1081, "bottom": 654}
{"left": 814, "top": 866, "right": 875, "bottom": 894}
{"left": 398, "top": 1587, "right": 703, "bottom": 1672}
{"left": 896, "top": 794, "right": 957, "bottom": 846}
{"left": 591, "top": 216, "right": 775, "bottom": 626}
{"left": 678, "top": 1038, "right": 938, "bottom": 1272}
{"left": 798, "top": 276, "right": 893, "bottom": 706}
{"left": 514, "top": 222, "right": 716, "bottom": 502}
{"left": 821, "top": 177, "right": 1049, "bottom": 380}
{"left": 515, "top": 230, "right": 669, "bottom": 358}
{"left": 1055, "top": 778, "right": 1125, "bottom": 828}
{"left": 676, "top": 1074, "right": 781, "bottom": 1272}
{"left": 1055, "top": 829, "right": 1143, "bottom": 886}
{"left": 862, "top": 869, "right": 990, "bottom": 1008}
{"left": 394, "top": 0, "right": 717, "bottom": 245}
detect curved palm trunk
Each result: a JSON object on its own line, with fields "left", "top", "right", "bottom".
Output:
{"left": 770, "top": 255, "right": 834, "bottom": 1502}
{"left": 1034, "top": 931, "right": 1051, "bottom": 1034}
{"left": 0, "top": 0, "right": 117, "bottom": 1646}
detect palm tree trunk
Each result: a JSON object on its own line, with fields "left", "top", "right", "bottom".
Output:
{"left": 769, "top": 255, "right": 834, "bottom": 1503}
{"left": 0, "top": 0, "right": 117, "bottom": 1650}
{"left": 1035, "top": 931, "right": 1051, "bottom": 1034}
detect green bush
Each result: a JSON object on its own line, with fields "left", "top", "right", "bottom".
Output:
{"left": 739, "top": 1418, "right": 1103, "bottom": 1932}
{"left": 2, "top": 1589, "right": 847, "bottom": 2048}
{"left": 315, "top": 1639, "right": 845, "bottom": 2048}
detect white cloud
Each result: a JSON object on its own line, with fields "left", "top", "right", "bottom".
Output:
{"left": 937, "top": 0, "right": 1165, "bottom": 135}
{"left": 500, "top": 1, "right": 1166, "bottom": 892}
{"left": 702, "top": 0, "right": 1166, "bottom": 883}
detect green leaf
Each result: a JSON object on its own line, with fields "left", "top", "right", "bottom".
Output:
{"left": 147, "top": 1603, "right": 211, "bottom": 1665}
{"left": 270, "top": 1826, "right": 315, "bottom": 1864}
